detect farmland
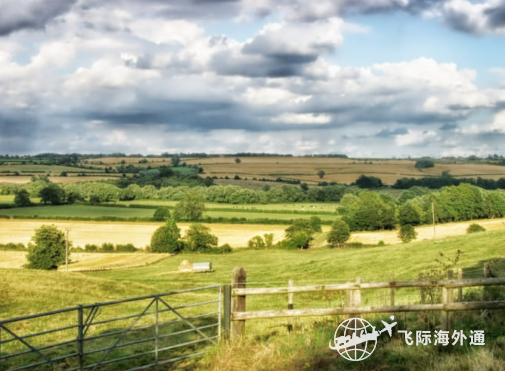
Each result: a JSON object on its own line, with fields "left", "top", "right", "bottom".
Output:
{"left": 0, "top": 220, "right": 290, "bottom": 248}
{"left": 2, "top": 155, "right": 505, "bottom": 186}
{"left": 184, "top": 156, "right": 505, "bottom": 184}
{"left": 0, "top": 251, "right": 170, "bottom": 271}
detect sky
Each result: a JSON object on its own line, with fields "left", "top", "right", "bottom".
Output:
{"left": 1, "top": 0, "right": 505, "bottom": 157}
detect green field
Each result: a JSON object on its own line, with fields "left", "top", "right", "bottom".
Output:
{"left": 0, "top": 202, "right": 338, "bottom": 222}
{"left": 1, "top": 229, "right": 504, "bottom": 370}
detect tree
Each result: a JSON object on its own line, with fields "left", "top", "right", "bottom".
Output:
{"left": 153, "top": 207, "right": 171, "bottom": 221}
{"left": 26, "top": 225, "right": 67, "bottom": 270}
{"left": 285, "top": 219, "right": 316, "bottom": 249}
{"left": 309, "top": 216, "right": 322, "bottom": 232}
{"left": 150, "top": 218, "right": 182, "bottom": 253}
{"left": 39, "top": 184, "right": 66, "bottom": 205}
{"left": 327, "top": 220, "right": 350, "bottom": 247}
{"left": 300, "top": 182, "right": 309, "bottom": 192}
{"left": 398, "top": 203, "right": 422, "bottom": 226}
{"left": 173, "top": 190, "right": 206, "bottom": 221}
{"left": 184, "top": 223, "right": 218, "bottom": 252}
{"left": 171, "top": 156, "right": 181, "bottom": 167}
{"left": 317, "top": 170, "right": 326, "bottom": 179}
{"left": 355, "top": 175, "right": 383, "bottom": 189}
{"left": 343, "top": 191, "right": 397, "bottom": 231}
{"left": 14, "top": 189, "right": 32, "bottom": 206}
{"left": 235, "top": 158, "right": 241, "bottom": 164}
{"left": 398, "top": 224, "right": 418, "bottom": 243}
{"left": 415, "top": 159, "right": 435, "bottom": 169}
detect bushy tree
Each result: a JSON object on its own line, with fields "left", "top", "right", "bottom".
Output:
{"left": 327, "top": 220, "right": 350, "bottom": 247}
{"left": 343, "top": 191, "right": 397, "bottom": 231}
{"left": 398, "top": 203, "right": 422, "bottom": 226}
{"left": 355, "top": 175, "right": 383, "bottom": 189}
{"left": 309, "top": 216, "right": 322, "bottom": 232}
{"left": 184, "top": 223, "right": 218, "bottom": 252}
{"left": 415, "top": 159, "right": 435, "bottom": 169}
{"left": 398, "top": 224, "right": 418, "bottom": 243}
{"left": 39, "top": 184, "right": 66, "bottom": 205}
{"left": 101, "top": 242, "right": 114, "bottom": 252}
{"left": 153, "top": 207, "right": 171, "bottom": 221}
{"left": 26, "top": 225, "right": 67, "bottom": 270}
{"left": 317, "top": 170, "right": 326, "bottom": 179}
{"left": 285, "top": 219, "right": 316, "bottom": 249}
{"left": 248, "top": 235, "right": 266, "bottom": 249}
{"left": 235, "top": 158, "right": 241, "bottom": 164}
{"left": 173, "top": 190, "right": 206, "bottom": 221}
{"left": 150, "top": 218, "right": 182, "bottom": 253}
{"left": 14, "top": 189, "right": 32, "bottom": 206}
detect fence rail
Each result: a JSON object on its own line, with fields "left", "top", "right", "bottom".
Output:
{"left": 0, "top": 285, "right": 221, "bottom": 371}
{"left": 223, "top": 267, "right": 505, "bottom": 340}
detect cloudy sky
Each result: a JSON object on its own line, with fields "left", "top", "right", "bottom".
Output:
{"left": 1, "top": 0, "right": 505, "bottom": 157}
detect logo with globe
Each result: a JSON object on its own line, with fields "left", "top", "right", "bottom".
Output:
{"left": 329, "top": 316, "right": 397, "bottom": 361}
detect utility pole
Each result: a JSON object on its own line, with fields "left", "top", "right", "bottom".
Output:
{"left": 65, "top": 227, "right": 70, "bottom": 272}
{"left": 431, "top": 202, "right": 436, "bottom": 238}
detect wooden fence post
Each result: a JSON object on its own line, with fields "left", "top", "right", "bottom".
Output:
{"left": 231, "top": 267, "right": 246, "bottom": 342}
{"left": 287, "top": 279, "right": 294, "bottom": 332}
{"left": 457, "top": 268, "right": 463, "bottom": 302}
{"left": 346, "top": 276, "right": 361, "bottom": 318}
{"left": 390, "top": 275, "right": 395, "bottom": 306}
{"left": 222, "top": 285, "right": 231, "bottom": 340}
{"left": 441, "top": 270, "right": 454, "bottom": 332}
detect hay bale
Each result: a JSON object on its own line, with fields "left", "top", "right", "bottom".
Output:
{"left": 178, "top": 260, "right": 192, "bottom": 272}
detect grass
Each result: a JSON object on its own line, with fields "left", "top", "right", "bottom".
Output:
{"left": 0, "top": 203, "right": 338, "bottom": 223}
{"left": 0, "top": 164, "right": 101, "bottom": 173}
{"left": 1, "top": 230, "right": 505, "bottom": 370}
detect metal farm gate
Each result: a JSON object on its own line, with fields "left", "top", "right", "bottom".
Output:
{"left": 0, "top": 285, "right": 221, "bottom": 371}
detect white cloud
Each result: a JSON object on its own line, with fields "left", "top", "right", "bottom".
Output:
{"left": 396, "top": 130, "right": 437, "bottom": 146}
{"left": 271, "top": 113, "right": 331, "bottom": 124}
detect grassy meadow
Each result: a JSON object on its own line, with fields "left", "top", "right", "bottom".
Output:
{"left": 1, "top": 230, "right": 505, "bottom": 370}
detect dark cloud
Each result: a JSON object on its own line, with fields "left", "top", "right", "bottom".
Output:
{"left": 485, "top": 0, "right": 505, "bottom": 28}
{"left": 0, "top": 0, "right": 77, "bottom": 36}
{"left": 0, "top": 110, "right": 39, "bottom": 153}
{"left": 211, "top": 51, "right": 309, "bottom": 77}
{"left": 440, "top": 123, "right": 458, "bottom": 131}
{"left": 375, "top": 128, "right": 408, "bottom": 137}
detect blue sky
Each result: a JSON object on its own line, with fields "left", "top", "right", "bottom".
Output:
{"left": 1, "top": 0, "right": 505, "bottom": 157}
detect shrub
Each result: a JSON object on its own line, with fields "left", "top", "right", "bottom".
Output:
{"left": 247, "top": 236, "right": 266, "bottom": 249}
{"left": 26, "top": 225, "right": 67, "bottom": 270}
{"left": 467, "top": 223, "right": 486, "bottom": 234}
{"left": 39, "top": 184, "right": 66, "bottom": 205}
{"left": 150, "top": 218, "right": 182, "bottom": 253}
{"left": 84, "top": 244, "right": 98, "bottom": 252}
{"left": 100, "top": 242, "right": 114, "bottom": 252}
{"left": 377, "top": 240, "right": 386, "bottom": 246}
{"left": 398, "top": 224, "right": 418, "bottom": 243}
{"left": 116, "top": 243, "right": 137, "bottom": 252}
{"left": 0, "top": 242, "right": 26, "bottom": 251}
{"left": 327, "top": 220, "right": 351, "bottom": 247}
{"left": 153, "top": 207, "right": 171, "bottom": 221}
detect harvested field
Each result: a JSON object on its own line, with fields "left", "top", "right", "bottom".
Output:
{"left": 0, "top": 220, "right": 288, "bottom": 248}
{"left": 350, "top": 218, "right": 505, "bottom": 245}
{"left": 184, "top": 156, "right": 505, "bottom": 184}
{"left": 0, "top": 251, "right": 170, "bottom": 270}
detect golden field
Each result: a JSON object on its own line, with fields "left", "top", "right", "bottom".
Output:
{"left": 350, "top": 217, "right": 505, "bottom": 245}
{"left": 185, "top": 156, "right": 505, "bottom": 184}
{"left": 0, "top": 220, "right": 288, "bottom": 248}
{"left": 0, "top": 251, "right": 170, "bottom": 271}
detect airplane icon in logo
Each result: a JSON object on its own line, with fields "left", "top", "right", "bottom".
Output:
{"left": 329, "top": 316, "right": 397, "bottom": 351}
